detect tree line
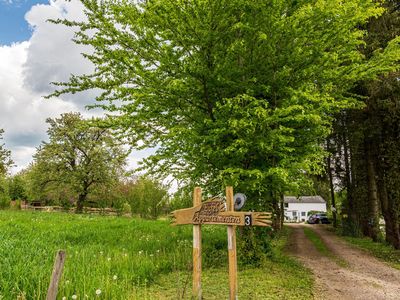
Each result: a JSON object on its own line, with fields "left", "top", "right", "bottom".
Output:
{"left": 0, "top": 113, "right": 170, "bottom": 218}
{"left": 325, "top": 1, "right": 400, "bottom": 248}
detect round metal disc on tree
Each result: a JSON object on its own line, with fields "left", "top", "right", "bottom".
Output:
{"left": 233, "top": 193, "right": 247, "bottom": 211}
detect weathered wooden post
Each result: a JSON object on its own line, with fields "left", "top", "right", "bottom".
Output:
{"left": 193, "top": 187, "right": 202, "bottom": 299}
{"left": 46, "top": 250, "right": 66, "bottom": 300}
{"left": 226, "top": 186, "right": 238, "bottom": 300}
{"left": 172, "top": 186, "right": 271, "bottom": 299}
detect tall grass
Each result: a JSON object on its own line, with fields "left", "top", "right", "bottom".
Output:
{"left": 0, "top": 211, "right": 226, "bottom": 299}
{"left": 0, "top": 212, "right": 315, "bottom": 299}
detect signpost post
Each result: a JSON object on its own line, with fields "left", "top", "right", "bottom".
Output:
{"left": 171, "top": 186, "right": 272, "bottom": 300}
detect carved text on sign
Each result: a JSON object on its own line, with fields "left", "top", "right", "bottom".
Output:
{"left": 171, "top": 198, "right": 272, "bottom": 226}
{"left": 192, "top": 200, "right": 241, "bottom": 224}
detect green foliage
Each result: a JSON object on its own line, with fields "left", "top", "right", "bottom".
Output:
{"left": 48, "top": 0, "right": 399, "bottom": 205}
{"left": 0, "top": 176, "right": 10, "bottom": 209}
{"left": 0, "top": 129, "right": 13, "bottom": 176}
{"left": 237, "top": 226, "right": 273, "bottom": 266}
{"left": 127, "top": 177, "right": 169, "bottom": 219}
{"left": 7, "top": 174, "right": 27, "bottom": 201}
{"left": 328, "top": 0, "right": 400, "bottom": 246}
{"left": 27, "top": 112, "right": 128, "bottom": 210}
{"left": 12, "top": 199, "right": 22, "bottom": 211}
{"left": 122, "top": 202, "right": 132, "bottom": 215}
{"left": 169, "top": 187, "right": 193, "bottom": 211}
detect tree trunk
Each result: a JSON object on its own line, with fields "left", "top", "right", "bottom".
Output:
{"left": 279, "top": 193, "right": 284, "bottom": 229}
{"left": 326, "top": 139, "right": 337, "bottom": 228}
{"left": 76, "top": 192, "right": 87, "bottom": 213}
{"left": 271, "top": 192, "right": 282, "bottom": 231}
{"left": 377, "top": 169, "right": 400, "bottom": 249}
{"left": 366, "top": 141, "right": 380, "bottom": 241}
{"left": 342, "top": 123, "right": 355, "bottom": 223}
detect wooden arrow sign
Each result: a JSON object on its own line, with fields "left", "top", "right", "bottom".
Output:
{"left": 171, "top": 198, "right": 272, "bottom": 227}
{"left": 172, "top": 187, "right": 272, "bottom": 300}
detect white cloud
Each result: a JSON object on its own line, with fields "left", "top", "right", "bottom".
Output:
{"left": 23, "top": 0, "right": 96, "bottom": 104}
{"left": 0, "top": 0, "right": 90, "bottom": 173}
{"left": 0, "top": 0, "right": 153, "bottom": 175}
{"left": 0, "top": 40, "right": 77, "bottom": 171}
{"left": 10, "top": 146, "right": 36, "bottom": 174}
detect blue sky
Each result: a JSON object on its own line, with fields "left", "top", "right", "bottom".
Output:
{"left": 0, "top": 0, "right": 48, "bottom": 45}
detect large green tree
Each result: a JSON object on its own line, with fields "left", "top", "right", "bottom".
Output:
{"left": 50, "top": 0, "right": 399, "bottom": 221}
{"left": 30, "top": 112, "right": 128, "bottom": 211}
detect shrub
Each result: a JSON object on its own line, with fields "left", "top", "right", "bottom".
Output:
{"left": 0, "top": 193, "right": 10, "bottom": 209}
{"left": 0, "top": 176, "right": 10, "bottom": 209}
{"left": 122, "top": 202, "right": 132, "bottom": 215}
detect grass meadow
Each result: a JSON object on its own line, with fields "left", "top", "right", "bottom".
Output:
{"left": 0, "top": 211, "right": 313, "bottom": 299}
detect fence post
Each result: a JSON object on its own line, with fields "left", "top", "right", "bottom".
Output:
{"left": 46, "top": 250, "right": 66, "bottom": 300}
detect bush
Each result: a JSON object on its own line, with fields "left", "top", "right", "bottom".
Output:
{"left": 128, "top": 177, "right": 169, "bottom": 219}
{"left": 0, "top": 193, "right": 10, "bottom": 209}
{"left": 10, "top": 199, "right": 22, "bottom": 210}
{"left": 0, "top": 176, "right": 10, "bottom": 209}
{"left": 237, "top": 226, "right": 274, "bottom": 266}
{"left": 122, "top": 202, "right": 132, "bottom": 215}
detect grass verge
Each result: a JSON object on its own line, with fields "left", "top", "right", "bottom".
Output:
{"left": 303, "top": 227, "right": 348, "bottom": 267}
{"left": 342, "top": 236, "right": 400, "bottom": 270}
{"left": 139, "top": 226, "right": 314, "bottom": 299}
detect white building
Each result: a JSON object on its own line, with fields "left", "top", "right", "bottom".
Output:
{"left": 284, "top": 196, "right": 327, "bottom": 222}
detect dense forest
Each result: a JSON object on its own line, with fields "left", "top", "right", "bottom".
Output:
{"left": 326, "top": 1, "right": 400, "bottom": 248}
{"left": 0, "top": 0, "right": 399, "bottom": 249}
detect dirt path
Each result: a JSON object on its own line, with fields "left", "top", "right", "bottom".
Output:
{"left": 286, "top": 224, "right": 400, "bottom": 300}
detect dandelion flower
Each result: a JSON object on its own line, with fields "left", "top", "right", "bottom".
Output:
{"left": 96, "top": 289, "right": 101, "bottom": 296}
{"left": 62, "top": 297, "right": 66, "bottom": 300}
{"left": 107, "top": 257, "right": 111, "bottom": 261}
{"left": 72, "top": 295, "right": 77, "bottom": 300}
{"left": 113, "top": 275, "right": 117, "bottom": 280}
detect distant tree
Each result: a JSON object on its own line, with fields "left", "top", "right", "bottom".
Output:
{"left": 50, "top": 1, "right": 399, "bottom": 227}
{"left": 126, "top": 176, "right": 169, "bottom": 219}
{"left": 8, "top": 173, "right": 27, "bottom": 201}
{"left": 0, "top": 175, "right": 10, "bottom": 209}
{"left": 31, "top": 112, "right": 128, "bottom": 211}
{"left": 0, "top": 129, "right": 13, "bottom": 176}
{"left": 0, "top": 129, "right": 12, "bottom": 209}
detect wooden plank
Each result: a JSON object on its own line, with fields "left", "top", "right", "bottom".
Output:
{"left": 173, "top": 208, "right": 272, "bottom": 226}
{"left": 226, "top": 186, "right": 238, "bottom": 300}
{"left": 46, "top": 250, "right": 66, "bottom": 300}
{"left": 171, "top": 205, "right": 201, "bottom": 225}
{"left": 192, "top": 187, "right": 202, "bottom": 300}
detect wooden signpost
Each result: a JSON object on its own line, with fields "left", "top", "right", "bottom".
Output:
{"left": 171, "top": 186, "right": 272, "bottom": 300}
